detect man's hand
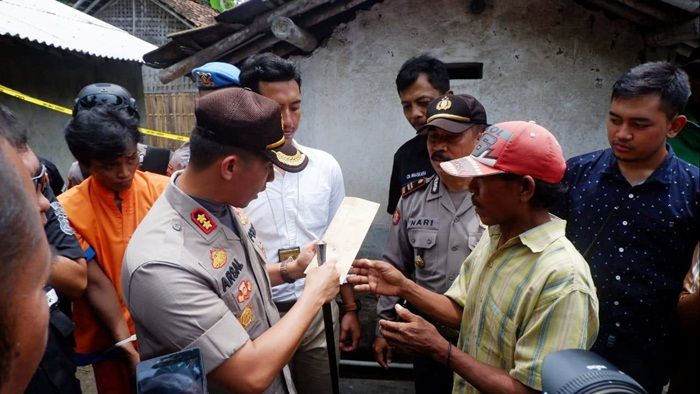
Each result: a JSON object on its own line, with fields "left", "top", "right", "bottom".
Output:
{"left": 347, "top": 259, "right": 407, "bottom": 297}
{"left": 287, "top": 241, "right": 318, "bottom": 279}
{"left": 379, "top": 304, "right": 446, "bottom": 359}
{"left": 303, "top": 260, "right": 340, "bottom": 304}
{"left": 373, "top": 336, "right": 393, "bottom": 369}
{"left": 340, "top": 311, "right": 361, "bottom": 352}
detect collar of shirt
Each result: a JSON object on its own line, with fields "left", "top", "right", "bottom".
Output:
{"left": 425, "top": 176, "right": 475, "bottom": 215}
{"left": 599, "top": 145, "right": 678, "bottom": 186}
{"left": 89, "top": 171, "right": 135, "bottom": 208}
{"left": 488, "top": 215, "right": 566, "bottom": 253}
{"left": 166, "top": 173, "right": 242, "bottom": 244}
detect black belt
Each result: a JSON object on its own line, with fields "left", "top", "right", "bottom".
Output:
{"left": 275, "top": 300, "right": 297, "bottom": 313}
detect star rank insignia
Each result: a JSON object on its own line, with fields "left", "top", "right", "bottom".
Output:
{"left": 240, "top": 304, "right": 254, "bottom": 329}
{"left": 233, "top": 207, "right": 249, "bottom": 225}
{"left": 191, "top": 208, "right": 217, "bottom": 234}
{"left": 237, "top": 279, "right": 253, "bottom": 303}
{"left": 210, "top": 249, "right": 228, "bottom": 269}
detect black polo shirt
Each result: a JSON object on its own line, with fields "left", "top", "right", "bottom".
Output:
{"left": 25, "top": 188, "right": 84, "bottom": 394}
{"left": 387, "top": 134, "right": 435, "bottom": 214}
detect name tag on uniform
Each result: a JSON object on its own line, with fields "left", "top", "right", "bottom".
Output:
{"left": 278, "top": 246, "right": 300, "bottom": 263}
{"left": 46, "top": 288, "right": 59, "bottom": 308}
{"left": 407, "top": 217, "right": 437, "bottom": 228}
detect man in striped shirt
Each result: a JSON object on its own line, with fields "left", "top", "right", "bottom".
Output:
{"left": 350, "top": 121, "right": 599, "bottom": 394}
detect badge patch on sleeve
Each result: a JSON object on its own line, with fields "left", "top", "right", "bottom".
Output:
{"left": 210, "top": 249, "right": 228, "bottom": 269}
{"left": 191, "top": 208, "right": 217, "bottom": 234}
{"left": 392, "top": 208, "right": 401, "bottom": 225}
{"left": 240, "top": 304, "right": 254, "bottom": 328}
{"left": 237, "top": 279, "right": 253, "bottom": 303}
{"left": 50, "top": 201, "right": 75, "bottom": 235}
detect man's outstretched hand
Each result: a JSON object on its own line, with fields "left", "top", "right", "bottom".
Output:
{"left": 379, "top": 304, "right": 447, "bottom": 361}
{"left": 347, "top": 259, "right": 407, "bottom": 297}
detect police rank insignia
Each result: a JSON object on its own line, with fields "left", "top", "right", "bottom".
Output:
{"left": 233, "top": 207, "right": 249, "bottom": 225}
{"left": 240, "top": 305, "right": 254, "bottom": 328}
{"left": 210, "top": 249, "right": 227, "bottom": 269}
{"left": 191, "top": 208, "right": 217, "bottom": 234}
{"left": 237, "top": 280, "right": 253, "bottom": 303}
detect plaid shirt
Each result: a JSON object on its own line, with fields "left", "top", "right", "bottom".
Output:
{"left": 444, "top": 217, "right": 599, "bottom": 392}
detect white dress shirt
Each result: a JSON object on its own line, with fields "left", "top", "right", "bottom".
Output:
{"left": 245, "top": 141, "right": 345, "bottom": 302}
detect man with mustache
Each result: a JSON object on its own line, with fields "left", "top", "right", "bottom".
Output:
{"left": 376, "top": 94, "right": 486, "bottom": 393}
{"left": 352, "top": 121, "right": 599, "bottom": 394}
{"left": 552, "top": 61, "right": 700, "bottom": 393}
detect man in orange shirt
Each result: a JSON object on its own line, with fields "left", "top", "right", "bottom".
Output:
{"left": 58, "top": 107, "right": 168, "bottom": 393}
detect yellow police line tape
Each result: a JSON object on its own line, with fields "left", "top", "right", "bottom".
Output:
{"left": 0, "top": 84, "right": 189, "bottom": 143}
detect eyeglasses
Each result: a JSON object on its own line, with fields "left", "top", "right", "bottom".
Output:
{"left": 31, "top": 164, "right": 49, "bottom": 193}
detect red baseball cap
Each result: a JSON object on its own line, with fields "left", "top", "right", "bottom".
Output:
{"left": 440, "top": 121, "right": 566, "bottom": 184}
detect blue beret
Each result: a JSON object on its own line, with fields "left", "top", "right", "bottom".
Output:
{"left": 191, "top": 62, "right": 241, "bottom": 89}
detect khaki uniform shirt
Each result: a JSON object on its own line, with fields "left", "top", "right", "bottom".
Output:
{"left": 378, "top": 176, "right": 484, "bottom": 325}
{"left": 122, "top": 175, "right": 294, "bottom": 394}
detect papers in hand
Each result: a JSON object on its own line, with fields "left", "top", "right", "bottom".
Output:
{"left": 305, "top": 197, "right": 379, "bottom": 283}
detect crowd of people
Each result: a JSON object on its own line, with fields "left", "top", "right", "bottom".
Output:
{"left": 0, "top": 52, "right": 697, "bottom": 394}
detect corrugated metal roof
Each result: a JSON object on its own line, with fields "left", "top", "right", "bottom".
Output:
{"left": 0, "top": 0, "right": 157, "bottom": 62}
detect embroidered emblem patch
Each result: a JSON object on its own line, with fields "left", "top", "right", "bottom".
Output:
{"left": 191, "top": 208, "right": 216, "bottom": 234}
{"left": 240, "top": 304, "right": 254, "bottom": 329}
{"left": 237, "top": 279, "right": 253, "bottom": 303}
{"left": 436, "top": 96, "right": 452, "bottom": 111}
{"left": 196, "top": 71, "right": 214, "bottom": 87}
{"left": 392, "top": 208, "right": 401, "bottom": 225}
{"left": 50, "top": 201, "right": 75, "bottom": 235}
{"left": 210, "top": 249, "right": 228, "bottom": 269}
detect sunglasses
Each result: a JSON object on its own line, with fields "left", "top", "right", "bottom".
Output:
{"left": 31, "top": 164, "right": 49, "bottom": 193}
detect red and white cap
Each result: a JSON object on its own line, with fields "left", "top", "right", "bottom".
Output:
{"left": 440, "top": 121, "right": 566, "bottom": 184}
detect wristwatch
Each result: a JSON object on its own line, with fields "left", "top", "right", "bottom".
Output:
{"left": 280, "top": 259, "right": 295, "bottom": 284}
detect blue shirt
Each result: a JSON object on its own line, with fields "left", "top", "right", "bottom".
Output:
{"left": 552, "top": 147, "right": 699, "bottom": 359}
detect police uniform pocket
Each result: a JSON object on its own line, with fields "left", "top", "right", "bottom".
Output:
{"left": 408, "top": 228, "right": 438, "bottom": 249}
{"left": 479, "top": 300, "right": 517, "bottom": 368}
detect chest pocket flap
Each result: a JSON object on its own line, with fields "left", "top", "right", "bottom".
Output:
{"left": 408, "top": 228, "right": 438, "bottom": 249}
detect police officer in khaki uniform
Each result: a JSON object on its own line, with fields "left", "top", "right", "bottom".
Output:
{"left": 376, "top": 94, "right": 488, "bottom": 394}
{"left": 122, "top": 87, "right": 340, "bottom": 394}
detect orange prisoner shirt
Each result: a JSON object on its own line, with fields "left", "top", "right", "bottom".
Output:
{"left": 58, "top": 170, "right": 168, "bottom": 354}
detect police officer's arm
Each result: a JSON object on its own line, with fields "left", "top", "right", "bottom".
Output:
{"left": 208, "top": 262, "right": 340, "bottom": 393}
{"left": 49, "top": 255, "right": 87, "bottom": 299}
{"left": 43, "top": 189, "right": 87, "bottom": 298}
{"left": 85, "top": 260, "right": 139, "bottom": 365}
{"left": 374, "top": 196, "right": 416, "bottom": 366}
{"left": 387, "top": 152, "right": 402, "bottom": 214}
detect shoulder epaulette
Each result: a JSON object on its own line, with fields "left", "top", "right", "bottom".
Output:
{"left": 401, "top": 177, "right": 429, "bottom": 197}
